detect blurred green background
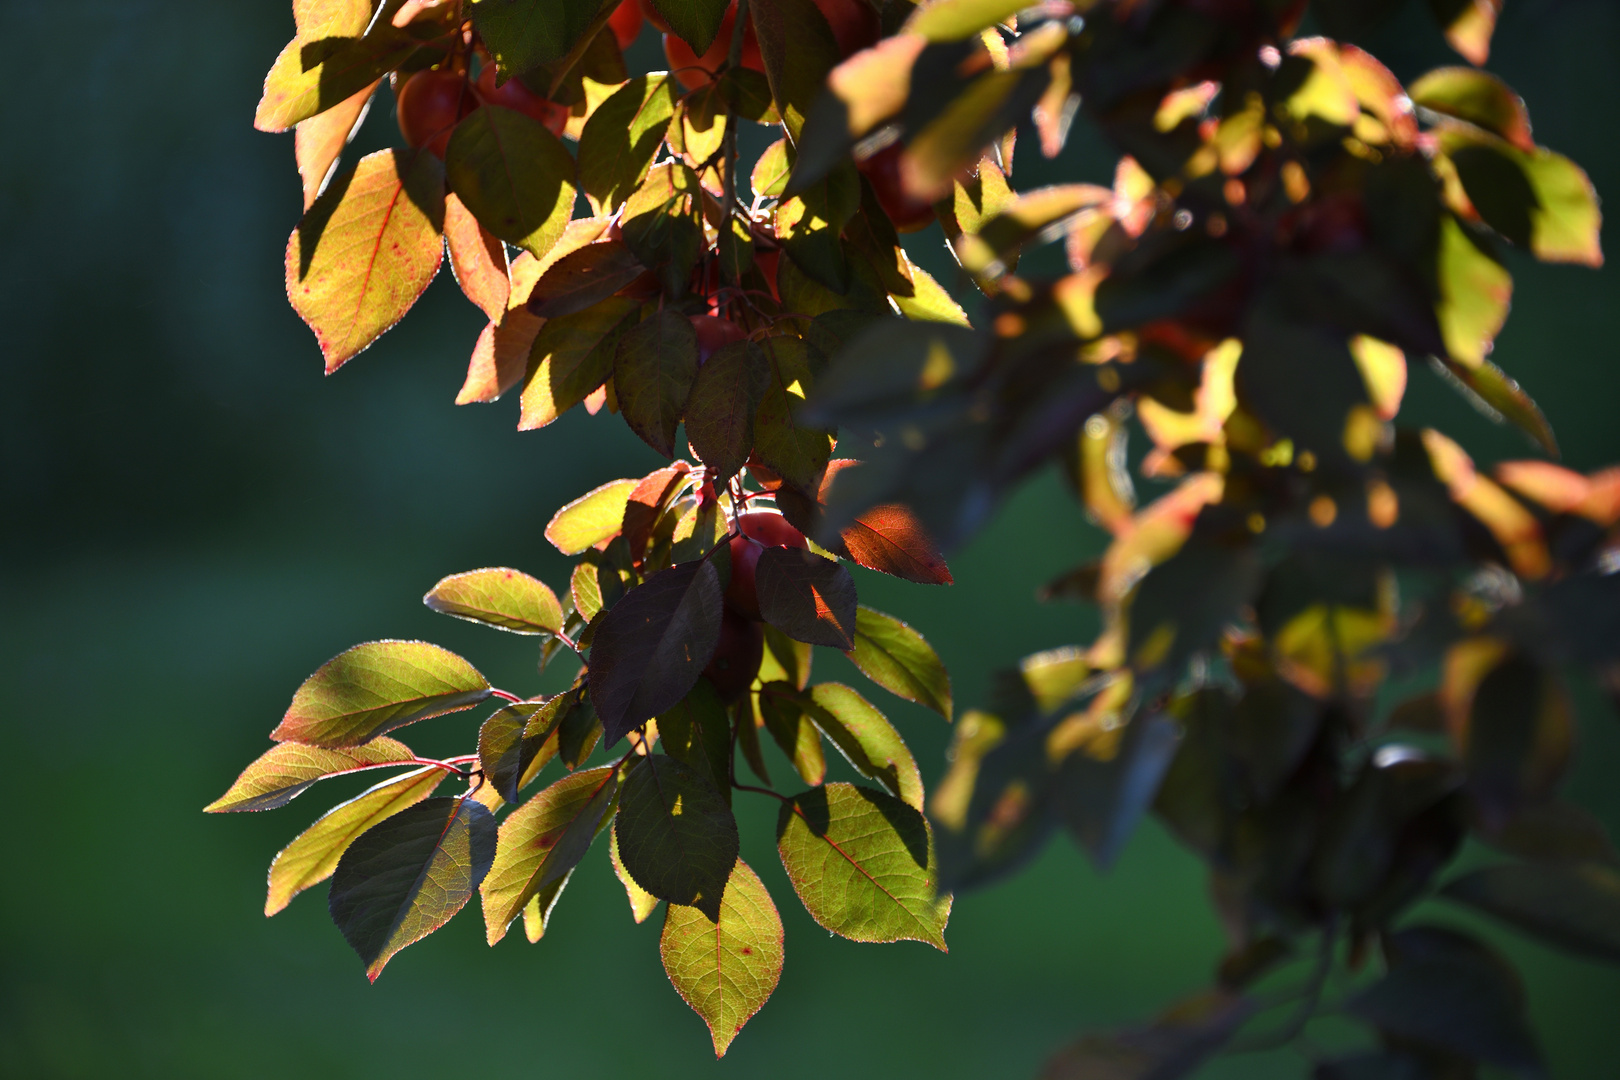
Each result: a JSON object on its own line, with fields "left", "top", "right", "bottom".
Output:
{"left": 3, "top": 2, "right": 1618, "bottom": 1077}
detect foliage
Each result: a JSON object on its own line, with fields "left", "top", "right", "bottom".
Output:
{"left": 219, "top": 0, "right": 1619, "bottom": 1070}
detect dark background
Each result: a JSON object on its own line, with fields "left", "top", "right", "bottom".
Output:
{"left": 3, "top": 2, "right": 1617, "bottom": 1076}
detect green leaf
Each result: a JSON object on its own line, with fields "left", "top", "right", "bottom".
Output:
{"left": 758, "top": 683, "right": 827, "bottom": 787}
{"left": 660, "top": 859, "right": 784, "bottom": 1058}
{"left": 1429, "top": 355, "right": 1557, "bottom": 456}
{"left": 615, "top": 754, "right": 739, "bottom": 920}
{"left": 1438, "top": 125, "right": 1603, "bottom": 267}
{"left": 753, "top": 335, "right": 835, "bottom": 493}
{"left": 256, "top": 18, "right": 445, "bottom": 133}
{"left": 848, "top": 606, "right": 951, "bottom": 720}
{"left": 1436, "top": 213, "right": 1513, "bottom": 368}
{"left": 903, "top": 0, "right": 1024, "bottom": 40}
{"left": 803, "top": 683, "right": 922, "bottom": 810}
{"left": 265, "top": 765, "right": 447, "bottom": 915}
{"left": 545, "top": 477, "right": 638, "bottom": 554}
{"left": 206, "top": 737, "right": 417, "bottom": 813}
{"left": 620, "top": 163, "right": 706, "bottom": 296}
{"left": 478, "top": 696, "right": 572, "bottom": 803}
{"left": 1410, "top": 67, "right": 1534, "bottom": 150}
{"left": 578, "top": 74, "right": 680, "bottom": 213}
{"left": 557, "top": 689, "right": 605, "bottom": 769}
{"left": 649, "top": 0, "right": 729, "bottom": 52}
{"left": 776, "top": 162, "right": 860, "bottom": 292}
{"left": 776, "top": 782, "right": 950, "bottom": 949}
{"left": 470, "top": 0, "right": 611, "bottom": 77}
{"left": 888, "top": 254, "right": 970, "bottom": 327}
{"left": 609, "top": 826, "right": 661, "bottom": 923}
{"left": 424, "top": 567, "right": 564, "bottom": 634}
{"left": 271, "top": 640, "right": 492, "bottom": 748}
{"left": 750, "top": 0, "right": 844, "bottom": 140}
{"left": 954, "top": 183, "right": 1110, "bottom": 279}
{"left": 286, "top": 149, "right": 446, "bottom": 373}
{"left": 1442, "top": 862, "right": 1620, "bottom": 964}
{"left": 659, "top": 680, "right": 735, "bottom": 800}
{"left": 329, "top": 795, "right": 497, "bottom": 981}
{"left": 520, "top": 295, "right": 643, "bottom": 430}
{"left": 756, "top": 547, "right": 857, "bottom": 649}
{"left": 686, "top": 340, "right": 770, "bottom": 483}
{"left": 623, "top": 463, "right": 695, "bottom": 564}
{"left": 480, "top": 764, "right": 622, "bottom": 943}
{"left": 614, "top": 309, "right": 701, "bottom": 457}
{"left": 446, "top": 105, "right": 577, "bottom": 258}
{"left": 751, "top": 138, "right": 792, "bottom": 200}
{"left": 588, "top": 561, "right": 725, "bottom": 744}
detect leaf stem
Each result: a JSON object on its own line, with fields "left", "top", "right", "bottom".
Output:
{"left": 490, "top": 688, "right": 524, "bottom": 703}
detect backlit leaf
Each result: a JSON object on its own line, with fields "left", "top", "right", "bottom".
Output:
{"left": 1431, "top": 355, "right": 1557, "bottom": 457}
{"left": 206, "top": 737, "right": 416, "bottom": 813}
{"left": 661, "top": 859, "right": 784, "bottom": 1058}
{"left": 1428, "top": 0, "right": 1500, "bottom": 66}
{"left": 520, "top": 295, "right": 643, "bottom": 430}
{"left": 753, "top": 335, "right": 835, "bottom": 493}
{"left": 294, "top": 80, "right": 377, "bottom": 210}
{"left": 751, "top": 138, "right": 792, "bottom": 199}
{"left": 588, "top": 560, "right": 724, "bottom": 744}
{"left": 904, "top": 0, "right": 1025, "bottom": 40}
{"left": 525, "top": 241, "right": 647, "bottom": 318}
{"left": 257, "top": 19, "right": 442, "bottom": 133}
{"left": 620, "top": 163, "right": 706, "bottom": 296}
{"left": 615, "top": 754, "right": 739, "bottom": 920}
{"left": 804, "top": 683, "right": 923, "bottom": 810}
{"left": 757, "top": 683, "right": 827, "bottom": 786}
{"left": 848, "top": 606, "right": 952, "bottom": 720}
{"left": 756, "top": 547, "right": 857, "bottom": 649}
{"left": 480, "top": 764, "right": 622, "bottom": 944}
{"left": 328, "top": 795, "right": 497, "bottom": 981}
{"left": 776, "top": 782, "right": 950, "bottom": 949}
{"left": 478, "top": 696, "right": 570, "bottom": 803}
{"left": 459, "top": 309, "right": 545, "bottom": 405}
{"left": 614, "top": 309, "right": 700, "bottom": 457}
{"left": 622, "top": 463, "right": 693, "bottom": 564}
{"left": 776, "top": 162, "right": 860, "bottom": 292}
{"left": 285, "top": 149, "right": 446, "bottom": 373}
{"left": 443, "top": 192, "right": 511, "bottom": 320}
{"left": 271, "top": 640, "right": 492, "bottom": 748}
{"left": 578, "top": 73, "right": 680, "bottom": 212}
{"left": 425, "top": 567, "right": 563, "bottom": 634}
{"left": 266, "top": 765, "right": 446, "bottom": 915}
{"left": 833, "top": 489, "right": 955, "bottom": 586}
{"left": 446, "top": 105, "right": 577, "bottom": 258}
{"left": 1435, "top": 213, "right": 1512, "bottom": 368}
{"left": 1442, "top": 862, "right": 1620, "bottom": 964}
{"left": 610, "top": 826, "right": 661, "bottom": 923}
{"left": 686, "top": 341, "right": 770, "bottom": 483}
{"left": 1438, "top": 125, "right": 1603, "bottom": 267}
{"left": 545, "top": 477, "right": 638, "bottom": 554}
{"left": 1410, "top": 67, "right": 1534, "bottom": 151}
{"left": 471, "top": 0, "right": 611, "bottom": 76}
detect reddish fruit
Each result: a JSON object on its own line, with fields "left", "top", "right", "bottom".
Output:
{"left": 474, "top": 65, "right": 568, "bottom": 136}
{"left": 396, "top": 69, "right": 477, "bottom": 158}
{"left": 663, "top": 3, "right": 764, "bottom": 91}
{"left": 637, "top": 0, "right": 670, "bottom": 32}
{"left": 725, "top": 510, "right": 809, "bottom": 620}
{"left": 858, "top": 142, "right": 935, "bottom": 232}
{"left": 810, "top": 0, "right": 881, "bottom": 57}
{"left": 703, "top": 607, "right": 766, "bottom": 701}
{"left": 608, "top": 1, "right": 645, "bottom": 50}
{"left": 691, "top": 315, "right": 749, "bottom": 363}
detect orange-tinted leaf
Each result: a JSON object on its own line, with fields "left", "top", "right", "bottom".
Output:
{"left": 1410, "top": 67, "right": 1534, "bottom": 151}
{"left": 458, "top": 309, "right": 544, "bottom": 404}
{"left": 294, "top": 80, "right": 378, "bottom": 210}
{"left": 520, "top": 296, "right": 642, "bottom": 429}
{"left": 444, "top": 192, "right": 510, "bottom": 320}
{"left": 1429, "top": 0, "right": 1501, "bottom": 66}
{"left": 286, "top": 149, "right": 446, "bottom": 373}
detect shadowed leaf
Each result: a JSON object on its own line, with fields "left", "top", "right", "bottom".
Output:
{"left": 589, "top": 561, "right": 725, "bottom": 744}
{"left": 803, "top": 683, "right": 923, "bottom": 810}
{"left": 444, "top": 192, "right": 511, "bottom": 319}
{"left": 206, "top": 737, "right": 416, "bottom": 813}
{"left": 478, "top": 696, "right": 573, "bottom": 803}
{"left": 471, "top": 0, "right": 611, "bottom": 77}
{"left": 756, "top": 547, "right": 857, "bottom": 648}
{"left": 425, "top": 567, "right": 563, "bottom": 634}
{"left": 1442, "top": 862, "right": 1620, "bottom": 964}
{"left": 616, "top": 754, "right": 739, "bottom": 920}
{"left": 520, "top": 295, "right": 643, "bottom": 430}
{"left": 446, "top": 105, "right": 577, "bottom": 257}
{"left": 329, "top": 795, "right": 497, "bottom": 981}
{"left": 661, "top": 859, "right": 783, "bottom": 1058}
{"left": 578, "top": 74, "right": 679, "bottom": 213}
{"left": 848, "top": 606, "right": 952, "bottom": 720}
{"left": 266, "top": 765, "right": 447, "bottom": 915}
{"left": 615, "top": 309, "right": 700, "bottom": 457}
{"left": 295, "top": 80, "right": 377, "bottom": 210}
{"left": 271, "top": 640, "right": 492, "bottom": 748}
{"left": 526, "top": 240, "right": 647, "bottom": 318}
{"left": 776, "top": 782, "right": 950, "bottom": 949}
{"left": 687, "top": 341, "right": 770, "bottom": 483}
{"left": 1411, "top": 68, "right": 1534, "bottom": 150}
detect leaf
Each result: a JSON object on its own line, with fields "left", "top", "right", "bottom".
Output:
{"left": 1053, "top": 712, "right": 1180, "bottom": 870}
{"left": 1234, "top": 298, "right": 1374, "bottom": 468}
{"left": 424, "top": 567, "right": 563, "bottom": 634}
{"left": 753, "top": 335, "right": 835, "bottom": 493}
{"left": 610, "top": 826, "right": 661, "bottom": 923}
{"left": 520, "top": 295, "right": 643, "bottom": 429}
{"left": 588, "top": 560, "right": 725, "bottom": 745}
{"left": 848, "top": 606, "right": 952, "bottom": 720}
{"left": 480, "top": 764, "right": 622, "bottom": 944}
{"left": 660, "top": 859, "right": 784, "bottom": 1058}
{"left": 557, "top": 690, "right": 605, "bottom": 769}
{"left": 256, "top": 19, "right": 442, "bottom": 133}
{"left": 1410, "top": 67, "right": 1534, "bottom": 151}
{"left": 776, "top": 162, "right": 860, "bottom": 292}
{"left": 471, "top": 0, "right": 611, "bottom": 76}
{"left": 525, "top": 240, "right": 647, "bottom": 318}
{"left": 623, "top": 463, "right": 694, "bottom": 564}
{"left": 265, "top": 765, "right": 446, "bottom": 916}
{"left": 837, "top": 500, "right": 955, "bottom": 586}
{"left": 750, "top": 0, "right": 844, "bottom": 140}
{"left": 328, "top": 795, "right": 497, "bottom": 981}
{"left": 1041, "top": 990, "right": 1255, "bottom": 1080}
{"left": 545, "top": 477, "right": 638, "bottom": 554}
{"left": 294, "top": 80, "right": 378, "bottom": 211}
{"left": 478, "top": 696, "right": 571, "bottom": 803}
{"left": 686, "top": 341, "right": 770, "bottom": 483}
{"left": 619, "top": 163, "right": 706, "bottom": 296}
{"left": 271, "top": 641, "right": 492, "bottom": 748}
{"left": 1435, "top": 213, "right": 1512, "bottom": 368}
{"left": 1428, "top": 0, "right": 1500, "bottom": 66}
{"left": 578, "top": 74, "right": 680, "bottom": 213}
{"left": 459, "top": 308, "right": 546, "bottom": 405}
{"left": 614, "top": 309, "right": 701, "bottom": 457}
{"left": 803, "top": 683, "right": 922, "bottom": 810}
{"left": 446, "top": 105, "right": 577, "bottom": 258}
{"left": 1346, "top": 925, "right": 1542, "bottom": 1073}
{"left": 649, "top": 0, "right": 729, "bottom": 53}
{"left": 443, "top": 192, "right": 511, "bottom": 320}
{"left": 615, "top": 754, "right": 740, "bottom": 920}
{"left": 758, "top": 684, "right": 828, "bottom": 786}
{"left": 206, "top": 737, "right": 416, "bottom": 813}
{"left": 955, "top": 183, "right": 1111, "bottom": 278}
{"left": 904, "top": 0, "right": 1026, "bottom": 40}
{"left": 1442, "top": 862, "right": 1620, "bottom": 964}
{"left": 285, "top": 149, "right": 446, "bottom": 373}
{"left": 751, "top": 138, "right": 792, "bottom": 200}
{"left": 755, "top": 547, "right": 857, "bottom": 649}
{"left": 1431, "top": 355, "right": 1558, "bottom": 459}
{"left": 1127, "top": 541, "right": 1262, "bottom": 683}
{"left": 1437, "top": 125, "right": 1603, "bottom": 267}
{"left": 776, "top": 782, "right": 950, "bottom": 949}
